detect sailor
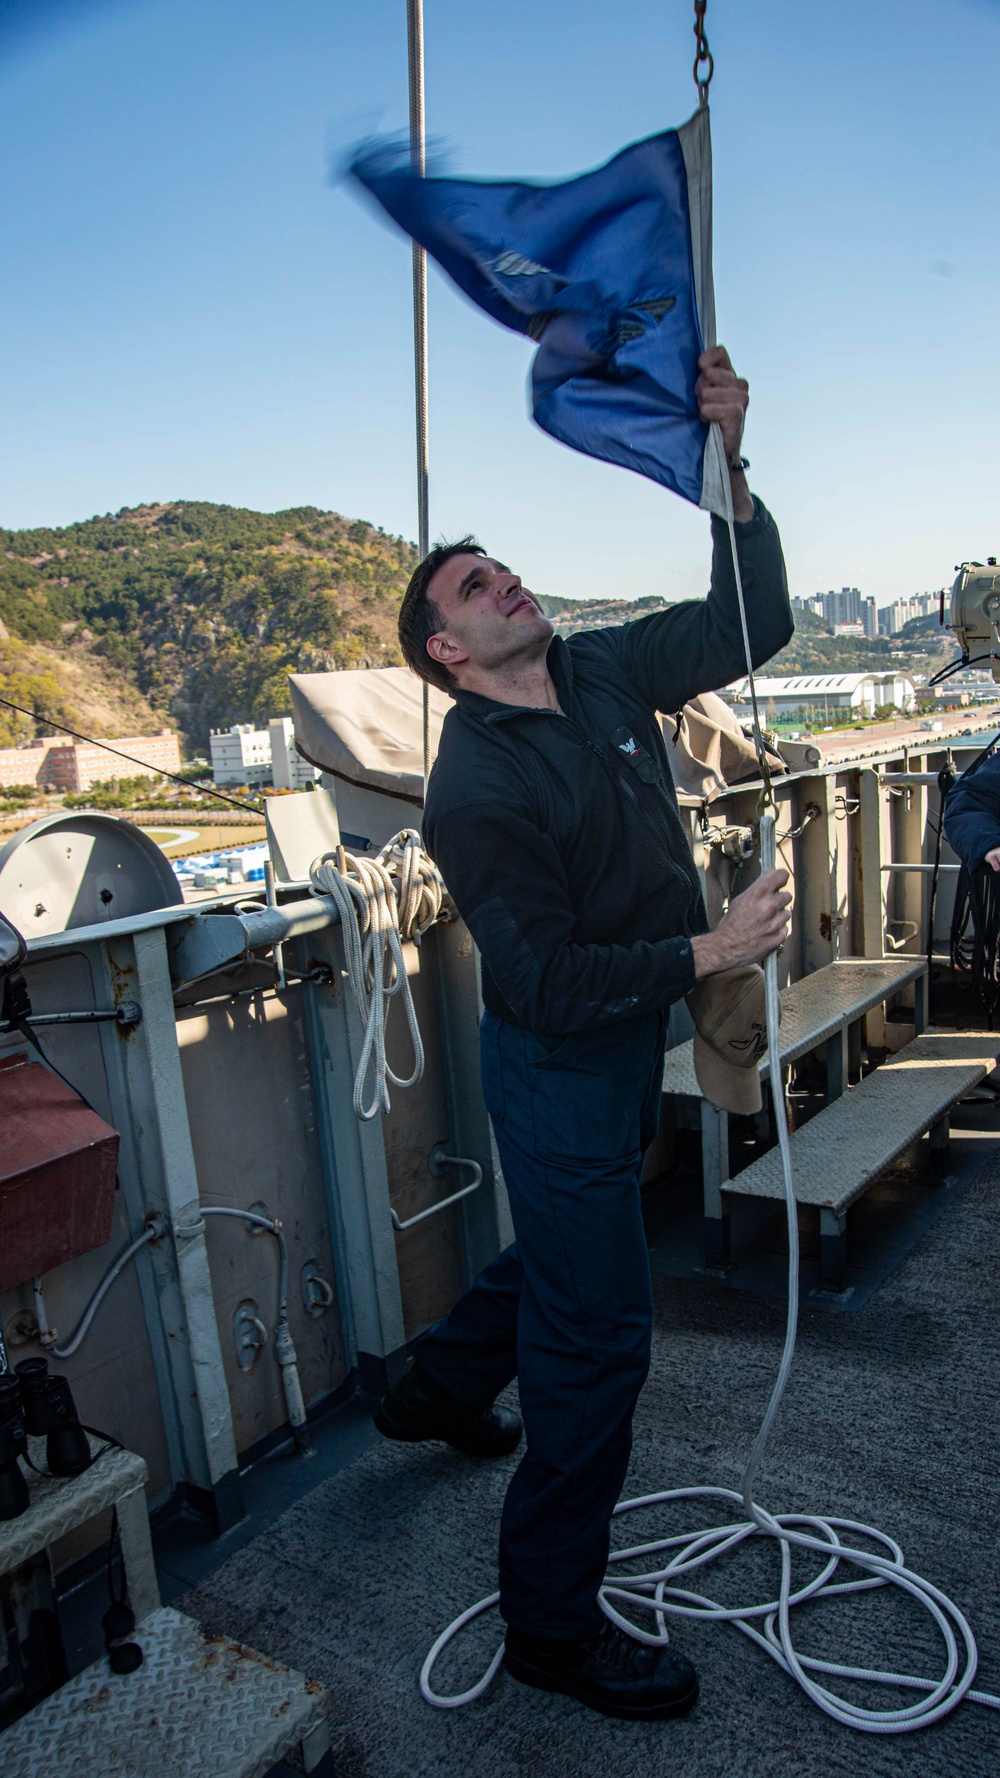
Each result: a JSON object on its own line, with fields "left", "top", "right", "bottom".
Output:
{"left": 375, "top": 346, "right": 793, "bottom": 1722}
{"left": 942, "top": 747, "right": 1000, "bottom": 874}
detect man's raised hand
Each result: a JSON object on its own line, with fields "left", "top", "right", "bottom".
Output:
{"left": 695, "top": 345, "right": 749, "bottom": 459}
{"left": 690, "top": 869, "right": 792, "bottom": 979}
{"left": 696, "top": 345, "right": 753, "bottom": 522}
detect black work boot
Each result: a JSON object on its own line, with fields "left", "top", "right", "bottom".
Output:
{"left": 504, "top": 1618, "right": 699, "bottom": 1721}
{"left": 373, "top": 1363, "right": 522, "bottom": 1458}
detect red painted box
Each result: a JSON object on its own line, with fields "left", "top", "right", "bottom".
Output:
{"left": 0, "top": 1052, "right": 120, "bottom": 1292}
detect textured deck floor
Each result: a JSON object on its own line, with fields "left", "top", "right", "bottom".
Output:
{"left": 179, "top": 1156, "right": 1000, "bottom": 1778}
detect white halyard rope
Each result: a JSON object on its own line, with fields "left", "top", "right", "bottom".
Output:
{"left": 418, "top": 430, "right": 1000, "bottom": 1730}
{"left": 310, "top": 829, "right": 446, "bottom": 1120}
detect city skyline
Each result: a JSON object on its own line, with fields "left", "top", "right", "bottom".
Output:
{"left": 796, "top": 586, "right": 944, "bottom": 614}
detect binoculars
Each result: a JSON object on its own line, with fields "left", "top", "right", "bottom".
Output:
{"left": 0, "top": 1358, "right": 92, "bottom": 1518}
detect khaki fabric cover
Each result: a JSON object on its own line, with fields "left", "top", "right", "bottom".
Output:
{"left": 663, "top": 690, "right": 787, "bottom": 804}
{"left": 289, "top": 668, "right": 813, "bottom": 813}
{"left": 288, "top": 668, "right": 452, "bottom": 806}
{"left": 687, "top": 962, "right": 770, "bottom": 1115}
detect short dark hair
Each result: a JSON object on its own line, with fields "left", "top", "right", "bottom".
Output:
{"left": 398, "top": 536, "right": 485, "bottom": 693}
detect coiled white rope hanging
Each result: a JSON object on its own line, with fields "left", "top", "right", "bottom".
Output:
{"left": 418, "top": 431, "right": 1000, "bottom": 1730}
{"left": 310, "top": 829, "right": 447, "bottom": 1121}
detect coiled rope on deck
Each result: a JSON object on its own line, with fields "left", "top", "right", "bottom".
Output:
{"left": 419, "top": 428, "right": 1000, "bottom": 1730}
{"left": 310, "top": 829, "right": 447, "bottom": 1120}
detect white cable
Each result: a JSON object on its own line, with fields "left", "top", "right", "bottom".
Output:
{"left": 310, "top": 829, "right": 446, "bottom": 1121}
{"left": 51, "top": 1225, "right": 159, "bottom": 1359}
{"left": 418, "top": 434, "right": 1000, "bottom": 1729}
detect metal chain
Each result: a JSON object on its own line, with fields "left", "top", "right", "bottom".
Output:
{"left": 693, "top": 0, "right": 714, "bottom": 106}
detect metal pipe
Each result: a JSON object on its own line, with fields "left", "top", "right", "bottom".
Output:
{"left": 166, "top": 893, "right": 341, "bottom": 988}
{"left": 407, "top": 0, "right": 431, "bottom": 798}
{"left": 32, "top": 1278, "right": 56, "bottom": 1348}
{"left": 198, "top": 1206, "right": 312, "bottom": 1455}
{"left": 1, "top": 1003, "right": 141, "bottom": 1033}
{"left": 879, "top": 773, "right": 947, "bottom": 786}
{"left": 264, "top": 859, "right": 285, "bottom": 991}
{"left": 237, "top": 896, "right": 340, "bottom": 948}
{"left": 880, "top": 863, "right": 961, "bottom": 873}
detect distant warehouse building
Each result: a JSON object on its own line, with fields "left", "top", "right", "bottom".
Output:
{"left": 0, "top": 729, "right": 180, "bottom": 792}
{"left": 723, "top": 671, "right": 916, "bottom": 722}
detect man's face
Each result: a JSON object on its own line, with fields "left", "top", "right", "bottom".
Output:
{"left": 425, "top": 553, "right": 552, "bottom": 683}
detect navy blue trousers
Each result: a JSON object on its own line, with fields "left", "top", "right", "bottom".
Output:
{"left": 415, "top": 1007, "right": 667, "bottom": 1639}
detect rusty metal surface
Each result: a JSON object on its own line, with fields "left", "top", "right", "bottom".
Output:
{"left": 0, "top": 1053, "right": 119, "bottom": 1290}
{"left": 0, "top": 1606, "right": 330, "bottom": 1778}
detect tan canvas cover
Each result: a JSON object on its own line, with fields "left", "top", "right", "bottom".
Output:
{"left": 289, "top": 669, "right": 812, "bottom": 811}
{"left": 288, "top": 667, "right": 452, "bottom": 806}
{"left": 664, "top": 690, "right": 788, "bottom": 803}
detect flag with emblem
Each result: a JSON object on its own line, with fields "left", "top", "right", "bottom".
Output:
{"left": 349, "top": 108, "right": 728, "bottom": 517}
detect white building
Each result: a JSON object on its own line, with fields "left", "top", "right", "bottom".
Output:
{"left": 210, "top": 723, "right": 272, "bottom": 787}
{"left": 791, "top": 594, "right": 826, "bottom": 620}
{"left": 724, "top": 671, "right": 916, "bottom": 721}
{"left": 790, "top": 592, "right": 877, "bottom": 639}
{"left": 269, "top": 717, "right": 320, "bottom": 792}
{"left": 877, "top": 591, "right": 942, "bottom": 636}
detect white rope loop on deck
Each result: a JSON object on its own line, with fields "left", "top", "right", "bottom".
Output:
{"left": 418, "top": 435, "right": 1000, "bottom": 1730}
{"left": 310, "top": 829, "right": 445, "bottom": 1120}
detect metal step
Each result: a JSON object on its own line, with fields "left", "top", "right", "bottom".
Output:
{"left": 1, "top": 1437, "right": 158, "bottom": 1624}
{"left": 725, "top": 1028, "right": 1000, "bottom": 1290}
{"left": 729, "top": 1029, "right": 998, "bottom": 1210}
{"left": 0, "top": 1606, "right": 331, "bottom": 1778}
{"left": 662, "top": 956, "right": 927, "bottom": 1098}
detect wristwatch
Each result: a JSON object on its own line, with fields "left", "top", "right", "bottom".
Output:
{"left": 727, "top": 453, "right": 750, "bottom": 473}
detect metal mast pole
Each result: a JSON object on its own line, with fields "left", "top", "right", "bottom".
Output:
{"left": 406, "top": 0, "right": 431, "bottom": 798}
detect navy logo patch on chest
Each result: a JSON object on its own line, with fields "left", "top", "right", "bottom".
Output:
{"left": 609, "top": 725, "right": 659, "bottom": 784}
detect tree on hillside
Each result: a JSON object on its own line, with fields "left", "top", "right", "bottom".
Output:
{"left": 0, "top": 502, "right": 416, "bottom": 749}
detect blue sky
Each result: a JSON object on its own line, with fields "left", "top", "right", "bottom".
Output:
{"left": 1, "top": 0, "right": 998, "bottom": 607}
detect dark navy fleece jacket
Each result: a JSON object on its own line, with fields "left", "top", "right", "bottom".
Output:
{"left": 422, "top": 498, "right": 793, "bottom": 1036}
{"left": 943, "top": 750, "right": 1000, "bottom": 869}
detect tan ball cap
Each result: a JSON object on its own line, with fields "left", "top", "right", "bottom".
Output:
{"left": 686, "top": 962, "right": 773, "bottom": 1116}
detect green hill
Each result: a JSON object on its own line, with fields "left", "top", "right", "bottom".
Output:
{"left": 0, "top": 502, "right": 416, "bottom": 752}
{"left": 767, "top": 607, "right": 896, "bottom": 674}
{"left": 768, "top": 608, "right": 952, "bottom": 678}
{"left": 0, "top": 502, "right": 959, "bottom": 755}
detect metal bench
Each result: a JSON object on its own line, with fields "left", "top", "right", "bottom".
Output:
{"left": 0, "top": 1605, "right": 333, "bottom": 1778}
{"left": 661, "top": 957, "right": 928, "bottom": 1270}
{"left": 725, "top": 1029, "right": 1000, "bottom": 1290}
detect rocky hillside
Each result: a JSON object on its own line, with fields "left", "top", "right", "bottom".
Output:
{"left": 1, "top": 502, "right": 957, "bottom": 756}
{"left": 0, "top": 502, "right": 416, "bottom": 752}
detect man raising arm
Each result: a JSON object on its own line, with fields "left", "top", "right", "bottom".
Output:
{"left": 374, "top": 346, "right": 792, "bottom": 1724}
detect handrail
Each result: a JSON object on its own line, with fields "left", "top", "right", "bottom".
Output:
{"left": 390, "top": 1149, "right": 483, "bottom": 1232}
